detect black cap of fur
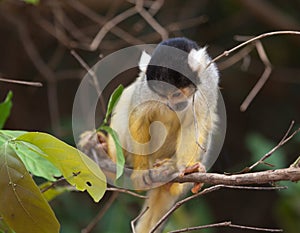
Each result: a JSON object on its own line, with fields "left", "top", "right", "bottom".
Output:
{"left": 146, "top": 37, "right": 199, "bottom": 89}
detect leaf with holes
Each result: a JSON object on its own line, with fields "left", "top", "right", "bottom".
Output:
{"left": 0, "top": 91, "right": 13, "bottom": 129}
{"left": 0, "top": 144, "right": 60, "bottom": 233}
{"left": 17, "top": 132, "right": 107, "bottom": 202}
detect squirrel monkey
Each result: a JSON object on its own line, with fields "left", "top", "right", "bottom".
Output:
{"left": 107, "top": 37, "right": 220, "bottom": 232}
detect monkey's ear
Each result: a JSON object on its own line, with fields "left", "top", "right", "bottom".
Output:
{"left": 188, "top": 47, "right": 208, "bottom": 73}
{"left": 139, "top": 50, "right": 151, "bottom": 72}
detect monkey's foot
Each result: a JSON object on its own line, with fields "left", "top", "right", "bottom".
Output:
{"left": 191, "top": 182, "right": 204, "bottom": 193}
{"left": 130, "top": 160, "right": 177, "bottom": 190}
{"left": 178, "top": 162, "right": 206, "bottom": 193}
{"left": 179, "top": 162, "right": 206, "bottom": 177}
{"left": 131, "top": 171, "right": 152, "bottom": 190}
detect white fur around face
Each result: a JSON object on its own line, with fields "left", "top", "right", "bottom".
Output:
{"left": 138, "top": 50, "right": 151, "bottom": 72}
{"left": 188, "top": 48, "right": 209, "bottom": 73}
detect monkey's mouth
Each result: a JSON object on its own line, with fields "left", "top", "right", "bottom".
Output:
{"left": 167, "top": 101, "right": 188, "bottom": 112}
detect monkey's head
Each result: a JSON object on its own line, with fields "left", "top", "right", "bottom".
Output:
{"left": 141, "top": 37, "right": 205, "bottom": 112}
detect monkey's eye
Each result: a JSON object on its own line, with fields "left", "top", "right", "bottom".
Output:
{"left": 172, "top": 92, "right": 183, "bottom": 98}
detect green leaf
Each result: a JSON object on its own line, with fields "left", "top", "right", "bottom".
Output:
{"left": 0, "top": 91, "right": 13, "bottom": 129}
{"left": 0, "top": 130, "right": 26, "bottom": 145}
{"left": 0, "top": 144, "right": 60, "bottom": 233}
{"left": 0, "top": 130, "right": 26, "bottom": 148}
{"left": 17, "top": 132, "right": 107, "bottom": 202}
{"left": 23, "top": 0, "right": 39, "bottom": 5}
{"left": 0, "top": 130, "right": 61, "bottom": 181}
{"left": 99, "top": 125, "right": 125, "bottom": 179}
{"left": 103, "top": 84, "right": 124, "bottom": 125}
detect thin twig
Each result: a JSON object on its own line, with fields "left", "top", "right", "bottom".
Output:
{"left": 135, "top": 0, "right": 168, "bottom": 40}
{"left": 89, "top": 7, "right": 138, "bottom": 51}
{"left": 49, "top": 0, "right": 90, "bottom": 44}
{"left": 209, "top": 30, "right": 300, "bottom": 66}
{"left": 81, "top": 192, "right": 118, "bottom": 233}
{"left": 168, "top": 221, "right": 283, "bottom": 233}
{"left": 240, "top": 40, "right": 273, "bottom": 111}
{"left": 70, "top": 50, "right": 106, "bottom": 115}
{"left": 246, "top": 121, "right": 300, "bottom": 172}
{"left": 106, "top": 187, "right": 147, "bottom": 199}
{"left": 131, "top": 206, "right": 149, "bottom": 233}
{"left": 150, "top": 184, "right": 284, "bottom": 233}
{"left": 229, "top": 223, "right": 283, "bottom": 232}
{"left": 147, "top": 0, "right": 164, "bottom": 15}
{"left": 167, "top": 221, "right": 232, "bottom": 233}
{"left": 0, "top": 77, "right": 43, "bottom": 87}
{"left": 40, "top": 177, "right": 67, "bottom": 193}
{"left": 66, "top": 0, "right": 143, "bottom": 46}
{"left": 1, "top": 10, "right": 62, "bottom": 135}
{"left": 31, "top": 10, "right": 74, "bottom": 48}
{"left": 217, "top": 44, "right": 254, "bottom": 70}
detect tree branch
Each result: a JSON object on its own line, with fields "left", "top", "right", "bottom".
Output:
{"left": 150, "top": 185, "right": 285, "bottom": 233}
{"left": 209, "top": 31, "right": 300, "bottom": 66}
{"left": 168, "top": 221, "right": 283, "bottom": 233}
{"left": 78, "top": 131, "right": 300, "bottom": 188}
{"left": 173, "top": 167, "right": 300, "bottom": 185}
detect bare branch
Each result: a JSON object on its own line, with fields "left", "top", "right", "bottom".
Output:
{"left": 240, "top": 40, "right": 272, "bottom": 111}
{"left": 135, "top": 0, "right": 168, "bottom": 40}
{"left": 106, "top": 187, "right": 147, "bottom": 199}
{"left": 0, "top": 76, "right": 43, "bottom": 87}
{"left": 65, "top": 0, "right": 143, "bottom": 46}
{"left": 150, "top": 185, "right": 285, "bottom": 233}
{"left": 167, "top": 221, "right": 232, "bottom": 233}
{"left": 40, "top": 177, "right": 67, "bottom": 193}
{"left": 89, "top": 7, "right": 138, "bottom": 51}
{"left": 229, "top": 223, "right": 283, "bottom": 232}
{"left": 131, "top": 206, "right": 149, "bottom": 233}
{"left": 1, "top": 10, "right": 62, "bottom": 135}
{"left": 245, "top": 121, "right": 298, "bottom": 172}
{"left": 217, "top": 45, "right": 254, "bottom": 70}
{"left": 209, "top": 31, "right": 300, "bottom": 66}
{"left": 70, "top": 50, "right": 106, "bottom": 115}
{"left": 49, "top": 0, "right": 90, "bottom": 44}
{"left": 233, "top": 121, "right": 298, "bottom": 173}
{"left": 168, "top": 221, "right": 283, "bottom": 233}
{"left": 78, "top": 131, "right": 300, "bottom": 186}
{"left": 173, "top": 168, "right": 300, "bottom": 185}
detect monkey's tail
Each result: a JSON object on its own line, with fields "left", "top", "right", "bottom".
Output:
{"left": 135, "top": 183, "right": 190, "bottom": 233}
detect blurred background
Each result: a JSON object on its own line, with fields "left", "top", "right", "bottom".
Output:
{"left": 0, "top": 0, "right": 300, "bottom": 232}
